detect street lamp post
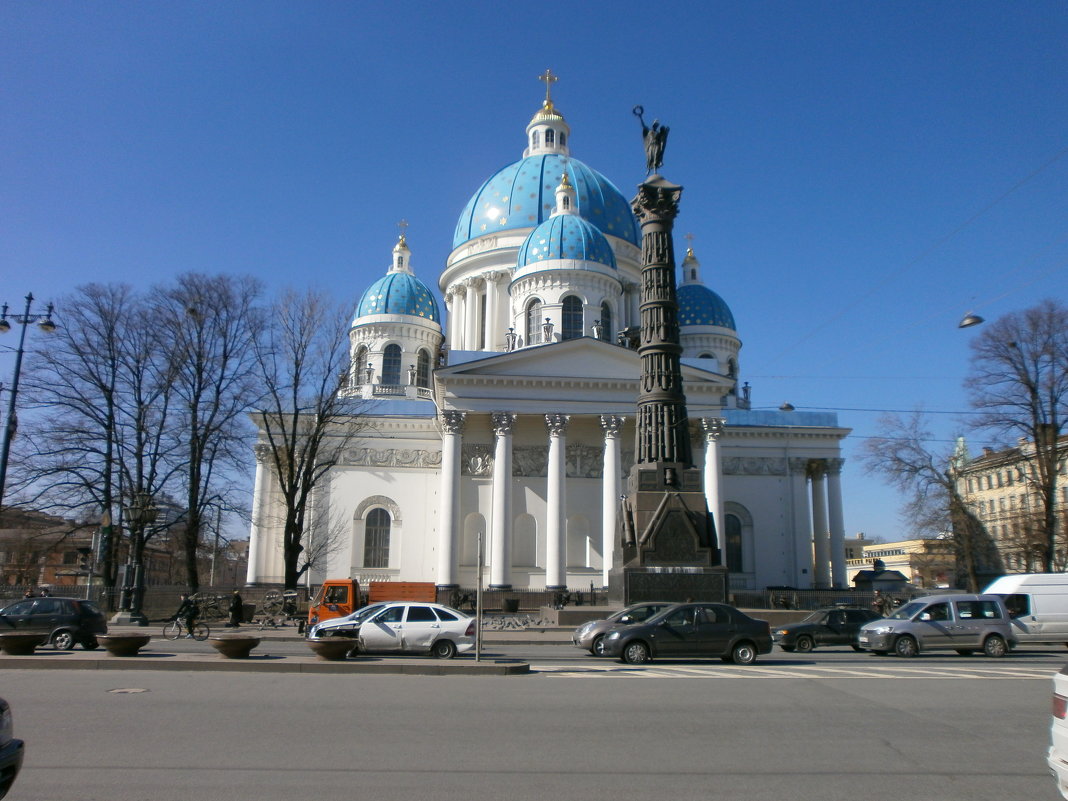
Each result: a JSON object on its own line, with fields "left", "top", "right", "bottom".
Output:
{"left": 112, "top": 491, "right": 158, "bottom": 626}
{"left": 0, "top": 293, "right": 56, "bottom": 509}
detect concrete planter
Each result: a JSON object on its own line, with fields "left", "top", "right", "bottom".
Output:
{"left": 0, "top": 633, "right": 48, "bottom": 655}
{"left": 306, "top": 638, "right": 355, "bottom": 661}
{"left": 98, "top": 634, "right": 152, "bottom": 657}
{"left": 209, "top": 636, "right": 261, "bottom": 659}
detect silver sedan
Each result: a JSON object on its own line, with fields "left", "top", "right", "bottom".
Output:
{"left": 572, "top": 602, "right": 673, "bottom": 655}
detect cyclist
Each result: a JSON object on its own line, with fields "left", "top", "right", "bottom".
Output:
{"left": 174, "top": 593, "right": 200, "bottom": 638}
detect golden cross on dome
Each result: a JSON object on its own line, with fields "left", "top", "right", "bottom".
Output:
{"left": 685, "top": 232, "right": 695, "bottom": 247}
{"left": 538, "top": 69, "right": 558, "bottom": 104}
{"left": 397, "top": 218, "right": 409, "bottom": 241}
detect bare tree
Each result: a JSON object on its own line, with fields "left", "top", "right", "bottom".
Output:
{"left": 251, "top": 289, "right": 369, "bottom": 589}
{"left": 152, "top": 274, "right": 263, "bottom": 592}
{"left": 965, "top": 299, "right": 1068, "bottom": 572}
{"left": 861, "top": 412, "right": 1002, "bottom": 591}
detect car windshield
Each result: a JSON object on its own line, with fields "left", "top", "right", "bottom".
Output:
{"left": 887, "top": 601, "right": 924, "bottom": 621}
{"left": 800, "top": 611, "right": 826, "bottom": 623}
{"left": 336, "top": 603, "right": 385, "bottom": 624}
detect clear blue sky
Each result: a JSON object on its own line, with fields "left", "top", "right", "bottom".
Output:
{"left": 2, "top": 1, "right": 1066, "bottom": 542}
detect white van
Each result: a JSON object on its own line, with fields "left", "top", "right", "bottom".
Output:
{"left": 983, "top": 573, "right": 1068, "bottom": 646}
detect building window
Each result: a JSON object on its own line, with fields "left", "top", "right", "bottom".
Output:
{"left": 364, "top": 508, "right": 391, "bottom": 568}
{"left": 561, "top": 296, "right": 582, "bottom": 340}
{"left": 354, "top": 346, "right": 368, "bottom": 383}
{"left": 725, "top": 514, "right": 743, "bottom": 572}
{"left": 559, "top": 131, "right": 566, "bottom": 147}
{"left": 382, "top": 344, "right": 401, "bottom": 385}
{"left": 526, "top": 299, "right": 543, "bottom": 345}
{"left": 545, "top": 129, "right": 555, "bottom": 146}
{"left": 561, "top": 195, "right": 570, "bottom": 210}
{"left": 531, "top": 131, "right": 540, "bottom": 149}
{"left": 416, "top": 349, "right": 431, "bottom": 388}
{"left": 600, "top": 302, "right": 612, "bottom": 339}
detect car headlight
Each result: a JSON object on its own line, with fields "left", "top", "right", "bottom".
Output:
{"left": 870, "top": 625, "right": 893, "bottom": 635}
{"left": 775, "top": 629, "right": 790, "bottom": 636}
{"left": 0, "top": 704, "right": 13, "bottom": 746}
{"left": 577, "top": 623, "right": 594, "bottom": 636}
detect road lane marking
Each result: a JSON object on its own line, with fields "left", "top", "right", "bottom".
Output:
{"left": 531, "top": 663, "right": 1056, "bottom": 679}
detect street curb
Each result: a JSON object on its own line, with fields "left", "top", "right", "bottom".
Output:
{"left": 0, "top": 653, "right": 530, "bottom": 675}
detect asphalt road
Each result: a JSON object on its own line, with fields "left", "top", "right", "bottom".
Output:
{"left": 2, "top": 646, "right": 1063, "bottom": 801}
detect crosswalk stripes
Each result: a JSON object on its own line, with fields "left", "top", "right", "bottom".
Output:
{"left": 530, "top": 663, "right": 1057, "bottom": 680}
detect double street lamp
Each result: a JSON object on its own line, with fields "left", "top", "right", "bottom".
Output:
{"left": 114, "top": 491, "right": 158, "bottom": 626}
{"left": 0, "top": 293, "right": 56, "bottom": 509}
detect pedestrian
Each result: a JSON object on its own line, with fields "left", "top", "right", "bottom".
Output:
{"left": 871, "top": 589, "right": 888, "bottom": 616}
{"left": 228, "top": 589, "right": 243, "bottom": 628}
{"left": 23, "top": 589, "right": 35, "bottom": 598}
{"left": 39, "top": 588, "right": 51, "bottom": 597}
{"left": 174, "top": 593, "right": 200, "bottom": 638}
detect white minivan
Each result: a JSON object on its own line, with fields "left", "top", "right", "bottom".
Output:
{"left": 984, "top": 573, "right": 1068, "bottom": 646}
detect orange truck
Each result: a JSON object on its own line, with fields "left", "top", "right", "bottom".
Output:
{"left": 307, "top": 579, "right": 437, "bottom": 627}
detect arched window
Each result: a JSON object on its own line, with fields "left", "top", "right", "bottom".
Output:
{"left": 531, "top": 131, "right": 540, "bottom": 149}
{"left": 382, "top": 344, "right": 401, "bottom": 385}
{"left": 561, "top": 296, "right": 583, "bottom": 340}
{"left": 599, "top": 302, "right": 612, "bottom": 339}
{"left": 725, "top": 514, "right": 743, "bottom": 573}
{"left": 364, "top": 508, "right": 391, "bottom": 568}
{"left": 558, "top": 131, "right": 566, "bottom": 148}
{"left": 545, "top": 129, "right": 555, "bottom": 146}
{"left": 525, "top": 299, "right": 543, "bottom": 345}
{"left": 561, "top": 195, "right": 570, "bottom": 210}
{"left": 416, "top": 349, "right": 431, "bottom": 388}
{"left": 354, "top": 346, "right": 369, "bottom": 384}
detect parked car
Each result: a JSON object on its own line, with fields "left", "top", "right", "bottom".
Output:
{"left": 984, "top": 573, "right": 1068, "bottom": 646}
{"left": 773, "top": 607, "right": 881, "bottom": 652}
{"left": 0, "top": 697, "right": 23, "bottom": 800}
{"left": 0, "top": 596, "right": 107, "bottom": 650}
{"left": 856, "top": 593, "right": 1015, "bottom": 658}
{"left": 598, "top": 602, "right": 772, "bottom": 665}
{"left": 572, "top": 602, "right": 673, "bottom": 655}
{"left": 1049, "top": 663, "right": 1068, "bottom": 799}
{"left": 307, "top": 601, "right": 475, "bottom": 659}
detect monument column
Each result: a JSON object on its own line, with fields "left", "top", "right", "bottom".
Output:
{"left": 600, "top": 414, "right": 624, "bottom": 586}
{"left": 245, "top": 444, "right": 270, "bottom": 586}
{"left": 810, "top": 461, "right": 831, "bottom": 588}
{"left": 436, "top": 411, "right": 465, "bottom": 588}
{"left": 545, "top": 414, "right": 570, "bottom": 590}
{"left": 489, "top": 412, "right": 517, "bottom": 588}
{"left": 789, "top": 458, "right": 813, "bottom": 587}
{"left": 826, "top": 458, "right": 847, "bottom": 588}
{"left": 701, "top": 418, "right": 726, "bottom": 565}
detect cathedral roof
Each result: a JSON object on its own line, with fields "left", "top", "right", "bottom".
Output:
{"left": 356, "top": 271, "right": 440, "bottom": 322}
{"left": 452, "top": 154, "right": 640, "bottom": 250}
{"left": 516, "top": 213, "right": 617, "bottom": 270}
{"left": 678, "top": 283, "right": 735, "bottom": 329}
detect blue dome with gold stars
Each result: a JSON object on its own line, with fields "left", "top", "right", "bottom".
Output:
{"left": 356, "top": 272, "right": 440, "bottom": 323}
{"left": 679, "top": 284, "right": 735, "bottom": 330}
{"left": 517, "top": 214, "right": 617, "bottom": 270}
{"left": 453, "top": 155, "right": 639, "bottom": 250}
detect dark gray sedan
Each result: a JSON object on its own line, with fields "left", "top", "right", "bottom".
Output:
{"left": 571, "top": 602, "right": 672, "bottom": 655}
{"left": 599, "top": 602, "right": 773, "bottom": 665}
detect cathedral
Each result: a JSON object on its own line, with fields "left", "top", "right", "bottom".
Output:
{"left": 245, "top": 79, "right": 851, "bottom": 594}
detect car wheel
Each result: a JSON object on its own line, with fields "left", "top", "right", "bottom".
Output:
{"left": 983, "top": 634, "right": 1007, "bottom": 658}
{"left": 591, "top": 635, "right": 606, "bottom": 657}
{"left": 52, "top": 630, "right": 75, "bottom": 650}
{"left": 431, "top": 639, "right": 457, "bottom": 659}
{"left": 621, "top": 641, "right": 650, "bottom": 665}
{"left": 955, "top": 649, "right": 974, "bottom": 656}
{"left": 850, "top": 644, "right": 863, "bottom": 652}
{"left": 731, "top": 641, "right": 757, "bottom": 665}
{"left": 794, "top": 635, "right": 814, "bottom": 653}
{"left": 82, "top": 638, "right": 100, "bottom": 651}
{"left": 893, "top": 635, "right": 918, "bottom": 658}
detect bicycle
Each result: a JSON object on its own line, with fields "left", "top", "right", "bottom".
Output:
{"left": 162, "top": 618, "right": 210, "bottom": 641}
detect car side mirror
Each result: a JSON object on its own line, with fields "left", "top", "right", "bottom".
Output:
{"left": 619, "top": 615, "right": 633, "bottom": 624}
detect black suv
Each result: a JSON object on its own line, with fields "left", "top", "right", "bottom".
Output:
{"left": 772, "top": 606, "right": 881, "bottom": 652}
{"left": 0, "top": 596, "right": 107, "bottom": 650}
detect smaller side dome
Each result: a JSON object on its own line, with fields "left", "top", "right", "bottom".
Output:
{"left": 678, "top": 284, "right": 735, "bottom": 330}
{"left": 356, "top": 273, "right": 440, "bottom": 322}
{"left": 517, "top": 214, "right": 617, "bottom": 270}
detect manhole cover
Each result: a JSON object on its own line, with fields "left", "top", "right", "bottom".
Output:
{"left": 108, "top": 688, "right": 148, "bottom": 694}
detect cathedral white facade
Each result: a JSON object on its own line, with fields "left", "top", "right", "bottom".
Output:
{"left": 246, "top": 83, "right": 852, "bottom": 593}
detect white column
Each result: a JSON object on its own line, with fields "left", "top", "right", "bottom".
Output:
{"left": 463, "top": 278, "right": 481, "bottom": 351}
{"left": 600, "top": 415, "right": 624, "bottom": 586}
{"left": 436, "top": 411, "right": 465, "bottom": 587}
{"left": 826, "top": 458, "right": 847, "bottom": 588}
{"left": 544, "top": 414, "right": 569, "bottom": 589}
{"left": 448, "top": 287, "right": 464, "bottom": 351}
{"left": 810, "top": 462, "right": 831, "bottom": 588}
{"left": 701, "top": 418, "right": 726, "bottom": 566}
{"left": 484, "top": 272, "right": 500, "bottom": 351}
{"left": 789, "top": 458, "right": 813, "bottom": 587}
{"left": 245, "top": 444, "right": 270, "bottom": 585}
{"left": 489, "top": 412, "right": 517, "bottom": 588}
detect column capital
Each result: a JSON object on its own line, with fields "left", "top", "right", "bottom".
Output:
{"left": 788, "top": 457, "right": 810, "bottom": 476}
{"left": 439, "top": 411, "right": 466, "bottom": 435}
{"left": 491, "top": 412, "right": 518, "bottom": 436}
{"left": 254, "top": 443, "right": 271, "bottom": 463}
{"left": 464, "top": 276, "right": 484, "bottom": 290}
{"left": 701, "top": 417, "right": 726, "bottom": 440}
{"left": 483, "top": 270, "right": 503, "bottom": 285}
{"left": 545, "top": 413, "right": 570, "bottom": 437}
{"left": 825, "top": 457, "right": 845, "bottom": 476}
{"left": 808, "top": 459, "right": 827, "bottom": 479}
{"left": 599, "top": 414, "right": 625, "bottom": 438}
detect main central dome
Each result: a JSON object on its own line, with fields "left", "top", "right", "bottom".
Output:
{"left": 452, "top": 154, "right": 640, "bottom": 249}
